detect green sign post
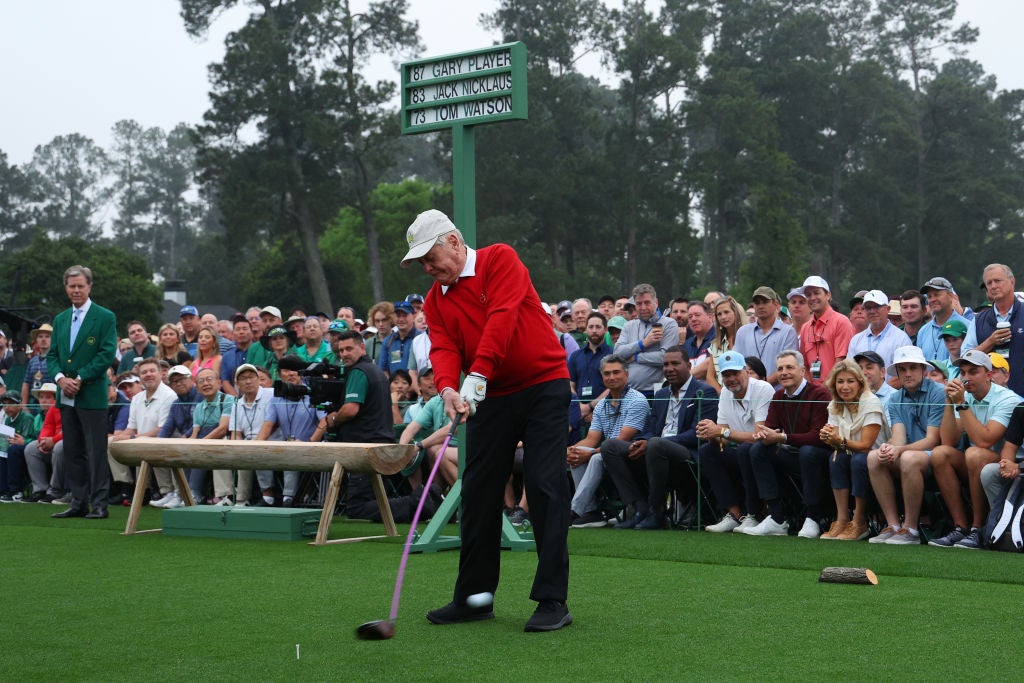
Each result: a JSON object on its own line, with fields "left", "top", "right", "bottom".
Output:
{"left": 400, "top": 42, "right": 532, "bottom": 553}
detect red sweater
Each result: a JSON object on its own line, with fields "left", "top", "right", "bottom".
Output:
{"left": 39, "top": 404, "right": 63, "bottom": 443}
{"left": 424, "top": 244, "right": 568, "bottom": 397}
{"left": 765, "top": 381, "right": 830, "bottom": 448}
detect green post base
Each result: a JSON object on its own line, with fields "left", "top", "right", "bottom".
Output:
{"left": 409, "top": 479, "right": 536, "bottom": 553}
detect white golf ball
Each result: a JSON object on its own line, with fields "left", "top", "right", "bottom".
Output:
{"left": 466, "top": 592, "right": 493, "bottom": 607}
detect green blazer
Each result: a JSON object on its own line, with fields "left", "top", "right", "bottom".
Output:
{"left": 45, "top": 301, "right": 117, "bottom": 410}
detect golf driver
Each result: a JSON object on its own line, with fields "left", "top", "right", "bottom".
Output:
{"left": 356, "top": 412, "right": 463, "bottom": 640}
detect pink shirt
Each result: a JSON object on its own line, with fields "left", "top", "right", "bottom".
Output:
{"left": 799, "top": 306, "right": 854, "bottom": 379}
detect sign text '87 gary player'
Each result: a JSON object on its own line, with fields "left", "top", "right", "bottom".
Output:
{"left": 400, "top": 42, "right": 527, "bottom": 134}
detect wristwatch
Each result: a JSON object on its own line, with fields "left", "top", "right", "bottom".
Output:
{"left": 955, "top": 404, "right": 969, "bottom": 412}
{"left": 721, "top": 427, "right": 731, "bottom": 441}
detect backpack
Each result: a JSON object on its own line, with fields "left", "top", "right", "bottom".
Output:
{"left": 982, "top": 474, "right": 1024, "bottom": 552}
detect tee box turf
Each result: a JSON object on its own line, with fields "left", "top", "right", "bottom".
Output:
{"left": 162, "top": 505, "right": 321, "bottom": 541}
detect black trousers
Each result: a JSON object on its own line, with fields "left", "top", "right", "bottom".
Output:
{"left": 698, "top": 441, "right": 759, "bottom": 516}
{"left": 455, "top": 378, "right": 570, "bottom": 605}
{"left": 60, "top": 406, "right": 110, "bottom": 513}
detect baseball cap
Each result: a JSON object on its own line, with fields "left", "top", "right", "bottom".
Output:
{"left": 939, "top": 319, "right": 968, "bottom": 338}
{"left": 168, "top": 365, "right": 191, "bottom": 379}
{"left": 887, "top": 345, "right": 929, "bottom": 376}
{"left": 1, "top": 391, "right": 21, "bottom": 404}
{"left": 718, "top": 350, "right": 746, "bottom": 373}
{"left": 862, "top": 290, "right": 888, "bottom": 307}
{"left": 180, "top": 305, "right": 199, "bottom": 317}
{"left": 801, "top": 275, "right": 830, "bottom": 292}
{"left": 234, "top": 363, "right": 259, "bottom": 381}
{"left": 260, "top": 306, "right": 282, "bottom": 319}
{"left": 401, "top": 209, "right": 456, "bottom": 265}
{"left": 607, "top": 316, "right": 627, "bottom": 331}
{"left": 780, "top": 305, "right": 790, "bottom": 317}
{"left": 954, "top": 349, "right": 993, "bottom": 370}
{"left": 405, "top": 293, "right": 424, "bottom": 304}
{"left": 928, "top": 360, "right": 951, "bottom": 380}
{"left": 394, "top": 301, "right": 415, "bottom": 315}
{"left": 116, "top": 376, "right": 140, "bottom": 388}
{"left": 920, "top": 276, "right": 954, "bottom": 294}
{"left": 853, "top": 351, "right": 885, "bottom": 367}
{"left": 267, "top": 326, "right": 288, "bottom": 337}
{"left": 989, "top": 352, "right": 1010, "bottom": 372}
{"left": 848, "top": 290, "right": 868, "bottom": 308}
{"left": 751, "top": 286, "right": 779, "bottom": 302}
{"left": 32, "top": 383, "right": 58, "bottom": 398}
{"left": 328, "top": 319, "right": 350, "bottom": 334}
{"left": 786, "top": 288, "right": 805, "bottom": 301}
{"left": 285, "top": 315, "right": 306, "bottom": 326}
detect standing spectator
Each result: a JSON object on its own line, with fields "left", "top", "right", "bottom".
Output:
{"left": 899, "top": 290, "right": 928, "bottom": 344}
{"left": 734, "top": 286, "right": 798, "bottom": 388}
{"left": 917, "top": 277, "right": 968, "bottom": 362}
{"left": 682, "top": 301, "right": 715, "bottom": 368}
{"left": 847, "top": 290, "right": 869, "bottom": 333}
{"left": 963, "top": 264, "right": 1024, "bottom": 396}
{"left": 22, "top": 323, "right": 53, "bottom": 403}
{"left": 569, "top": 312, "right": 612, "bottom": 427}
{"left": 568, "top": 298, "right": 592, "bottom": 346}
{"left": 116, "top": 320, "right": 157, "bottom": 374}
{"left": 847, "top": 290, "right": 913, "bottom": 368}
{"left": 296, "top": 317, "right": 331, "bottom": 363}
{"left": 786, "top": 288, "right": 811, "bottom": 338}
{"left": 798, "top": 276, "right": 855, "bottom": 382}
{"left": 701, "top": 296, "right": 746, "bottom": 392}
{"left": 365, "top": 302, "right": 395, "bottom": 364}
{"left": 46, "top": 265, "right": 118, "bottom": 519}
{"left": 377, "top": 301, "right": 420, "bottom": 378}
{"left": 818, "top": 360, "right": 889, "bottom": 541}
{"left": 191, "top": 326, "right": 223, "bottom": 380}
{"left": 613, "top": 284, "right": 679, "bottom": 397}
{"left": 221, "top": 316, "right": 254, "bottom": 396}
{"left": 179, "top": 305, "right": 201, "bottom": 357}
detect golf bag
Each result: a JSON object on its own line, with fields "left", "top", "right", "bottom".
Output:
{"left": 982, "top": 474, "right": 1024, "bottom": 552}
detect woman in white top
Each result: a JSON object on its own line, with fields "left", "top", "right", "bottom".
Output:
{"left": 704, "top": 296, "right": 746, "bottom": 394}
{"left": 819, "top": 359, "right": 890, "bottom": 541}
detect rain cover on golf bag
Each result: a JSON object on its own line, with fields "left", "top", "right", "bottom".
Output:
{"left": 982, "top": 474, "right": 1024, "bottom": 552}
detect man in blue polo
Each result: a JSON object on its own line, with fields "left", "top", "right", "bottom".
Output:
{"left": 847, "top": 289, "right": 912, "bottom": 368}
{"left": 734, "top": 286, "right": 798, "bottom": 387}
{"left": 569, "top": 312, "right": 612, "bottom": 427}
{"left": 377, "top": 300, "right": 419, "bottom": 378}
{"left": 916, "top": 276, "right": 968, "bottom": 361}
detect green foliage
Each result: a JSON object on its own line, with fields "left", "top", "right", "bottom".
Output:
{"left": 0, "top": 231, "right": 163, "bottom": 330}
{"left": 319, "top": 179, "right": 449, "bottom": 313}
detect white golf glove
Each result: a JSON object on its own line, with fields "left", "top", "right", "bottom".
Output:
{"left": 459, "top": 372, "right": 488, "bottom": 416}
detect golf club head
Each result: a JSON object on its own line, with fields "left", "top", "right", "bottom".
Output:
{"left": 356, "top": 619, "right": 395, "bottom": 640}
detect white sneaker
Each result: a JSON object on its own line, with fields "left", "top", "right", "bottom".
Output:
{"left": 744, "top": 516, "right": 789, "bottom": 536}
{"left": 213, "top": 495, "right": 234, "bottom": 506}
{"left": 234, "top": 499, "right": 250, "bottom": 507}
{"left": 869, "top": 525, "right": 899, "bottom": 543}
{"left": 149, "top": 492, "right": 173, "bottom": 508}
{"left": 733, "top": 514, "right": 759, "bottom": 533}
{"left": 797, "top": 518, "right": 821, "bottom": 539}
{"left": 162, "top": 492, "right": 184, "bottom": 509}
{"left": 705, "top": 514, "right": 740, "bottom": 533}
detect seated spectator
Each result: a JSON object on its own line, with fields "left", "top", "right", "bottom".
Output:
{"left": 744, "top": 356, "right": 768, "bottom": 381}
{"left": 847, "top": 290, "right": 912, "bottom": 368}
{"left": 818, "top": 360, "right": 890, "bottom": 541}
{"left": 979, "top": 404, "right": 1024, "bottom": 526}
{"left": 402, "top": 368, "right": 436, "bottom": 425}
{"left": 867, "top": 346, "right": 946, "bottom": 544}
{"left": 229, "top": 363, "right": 276, "bottom": 506}
{"left": 743, "top": 349, "right": 831, "bottom": 537}
{"left": 0, "top": 391, "right": 39, "bottom": 502}
{"left": 255, "top": 363, "right": 319, "bottom": 507}
{"left": 853, "top": 351, "right": 896, "bottom": 408}
{"left": 604, "top": 347, "right": 717, "bottom": 530}
{"left": 191, "top": 326, "right": 223, "bottom": 379}
{"left": 928, "top": 350, "right": 1024, "bottom": 549}
{"left": 734, "top": 286, "right": 798, "bottom": 388}
{"left": 696, "top": 351, "right": 774, "bottom": 533}
{"left": 928, "top": 360, "right": 951, "bottom": 384}
{"left": 606, "top": 316, "right": 626, "bottom": 346}
{"left": 397, "top": 393, "right": 459, "bottom": 488}
{"left": 567, "top": 356, "right": 650, "bottom": 528}
{"left": 156, "top": 323, "right": 193, "bottom": 368}
{"left": 24, "top": 384, "right": 64, "bottom": 503}
{"left": 187, "top": 367, "right": 235, "bottom": 505}
{"left": 106, "top": 373, "right": 136, "bottom": 505}
{"left": 389, "top": 369, "right": 417, "bottom": 425}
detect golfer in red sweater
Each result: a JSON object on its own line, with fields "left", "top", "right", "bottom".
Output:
{"left": 402, "top": 209, "right": 572, "bottom": 632}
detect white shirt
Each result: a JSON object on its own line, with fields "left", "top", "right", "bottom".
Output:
{"left": 718, "top": 378, "right": 774, "bottom": 432}
{"left": 441, "top": 247, "right": 477, "bottom": 295}
{"left": 127, "top": 383, "right": 177, "bottom": 434}
{"left": 229, "top": 386, "right": 276, "bottom": 439}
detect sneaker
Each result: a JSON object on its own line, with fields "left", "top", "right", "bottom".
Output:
{"left": 571, "top": 510, "right": 610, "bottom": 528}
{"left": 743, "top": 516, "right": 789, "bottom": 536}
{"left": 426, "top": 601, "right": 494, "bottom": 625}
{"left": 0, "top": 494, "right": 13, "bottom": 503}
{"left": 51, "top": 493, "right": 72, "bottom": 505}
{"left": 635, "top": 513, "right": 666, "bottom": 530}
{"left": 282, "top": 496, "right": 294, "bottom": 507}
{"left": 869, "top": 525, "right": 899, "bottom": 543}
{"left": 524, "top": 600, "right": 573, "bottom": 632}
{"left": 162, "top": 492, "right": 185, "bottom": 509}
{"left": 954, "top": 527, "right": 982, "bottom": 550}
{"left": 706, "top": 513, "right": 740, "bottom": 533}
{"left": 733, "top": 514, "right": 759, "bottom": 533}
{"left": 12, "top": 492, "right": 28, "bottom": 503}
{"left": 234, "top": 499, "right": 250, "bottom": 507}
{"left": 37, "top": 492, "right": 57, "bottom": 504}
{"left": 508, "top": 506, "right": 529, "bottom": 525}
{"left": 149, "top": 491, "right": 174, "bottom": 508}
{"left": 797, "top": 518, "right": 821, "bottom": 538}
{"left": 820, "top": 520, "right": 847, "bottom": 540}
{"left": 928, "top": 526, "right": 968, "bottom": 548}
{"left": 885, "top": 527, "right": 920, "bottom": 545}
{"left": 213, "top": 495, "right": 234, "bottom": 507}
{"left": 615, "top": 510, "right": 649, "bottom": 529}
{"left": 836, "top": 521, "right": 870, "bottom": 541}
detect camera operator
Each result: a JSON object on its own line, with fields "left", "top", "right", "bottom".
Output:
{"left": 320, "top": 330, "right": 402, "bottom": 521}
{"left": 258, "top": 356, "right": 326, "bottom": 506}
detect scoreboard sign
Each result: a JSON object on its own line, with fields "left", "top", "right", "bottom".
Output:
{"left": 401, "top": 42, "right": 527, "bottom": 134}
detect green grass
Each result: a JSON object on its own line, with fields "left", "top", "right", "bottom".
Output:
{"left": 4, "top": 504, "right": 1021, "bottom": 680}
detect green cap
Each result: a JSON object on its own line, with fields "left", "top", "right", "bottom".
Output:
{"left": 607, "top": 316, "right": 627, "bottom": 331}
{"left": 939, "top": 319, "right": 967, "bottom": 338}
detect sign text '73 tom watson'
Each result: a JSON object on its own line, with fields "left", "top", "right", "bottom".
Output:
{"left": 401, "top": 42, "right": 527, "bottom": 134}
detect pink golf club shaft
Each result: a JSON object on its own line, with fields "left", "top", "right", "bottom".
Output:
{"left": 389, "top": 412, "right": 463, "bottom": 622}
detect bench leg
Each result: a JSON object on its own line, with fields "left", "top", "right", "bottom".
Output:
{"left": 124, "top": 461, "right": 151, "bottom": 535}
{"left": 173, "top": 468, "right": 195, "bottom": 506}
{"left": 314, "top": 462, "right": 344, "bottom": 546}
{"left": 371, "top": 473, "right": 398, "bottom": 536}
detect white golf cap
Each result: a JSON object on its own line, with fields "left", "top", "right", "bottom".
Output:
{"left": 168, "top": 365, "right": 192, "bottom": 378}
{"left": 260, "top": 305, "right": 282, "bottom": 319}
{"left": 401, "top": 210, "right": 456, "bottom": 265}
{"left": 32, "top": 382, "right": 58, "bottom": 398}
{"left": 887, "top": 345, "right": 929, "bottom": 376}
{"left": 862, "top": 289, "right": 888, "bottom": 307}
{"left": 802, "top": 275, "right": 830, "bottom": 292}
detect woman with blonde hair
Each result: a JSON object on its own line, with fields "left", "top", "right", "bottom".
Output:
{"left": 818, "top": 359, "right": 890, "bottom": 541}
{"left": 703, "top": 296, "right": 747, "bottom": 394}
{"left": 191, "top": 326, "right": 223, "bottom": 379}
{"left": 155, "top": 323, "right": 193, "bottom": 368}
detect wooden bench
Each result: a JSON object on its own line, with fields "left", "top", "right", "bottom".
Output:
{"left": 108, "top": 438, "right": 416, "bottom": 545}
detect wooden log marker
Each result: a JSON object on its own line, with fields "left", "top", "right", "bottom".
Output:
{"left": 818, "top": 567, "right": 879, "bottom": 585}
{"left": 109, "top": 437, "right": 416, "bottom": 546}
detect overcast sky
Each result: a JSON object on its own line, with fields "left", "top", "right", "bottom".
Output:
{"left": 1, "top": 0, "right": 1020, "bottom": 166}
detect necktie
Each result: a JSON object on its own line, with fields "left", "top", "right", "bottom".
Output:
{"left": 70, "top": 310, "right": 81, "bottom": 347}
